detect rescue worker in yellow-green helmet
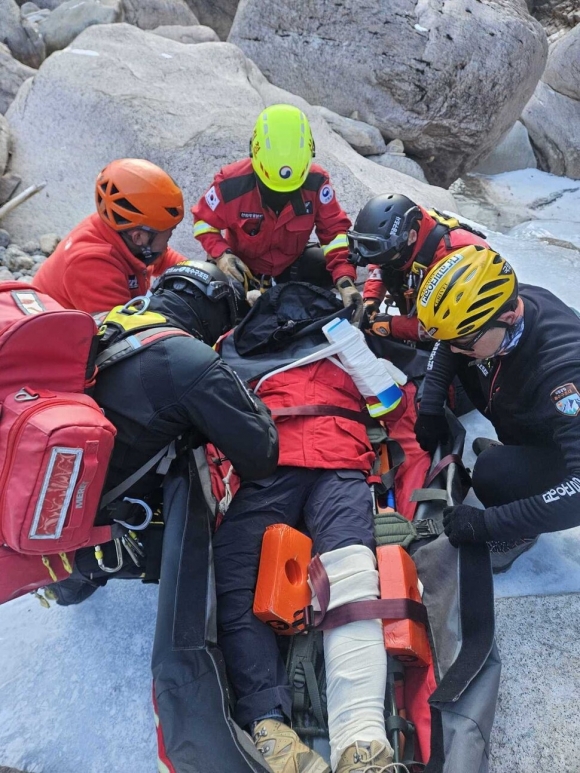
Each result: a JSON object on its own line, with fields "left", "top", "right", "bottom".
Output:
{"left": 191, "top": 104, "right": 362, "bottom": 321}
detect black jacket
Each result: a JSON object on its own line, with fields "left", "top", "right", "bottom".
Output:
{"left": 420, "top": 284, "right": 580, "bottom": 539}
{"left": 94, "top": 332, "right": 279, "bottom": 503}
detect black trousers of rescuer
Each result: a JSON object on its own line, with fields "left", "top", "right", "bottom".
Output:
{"left": 213, "top": 466, "right": 374, "bottom": 729}
{"left": 472, "top": 444, "right": 568, "bottom": 507}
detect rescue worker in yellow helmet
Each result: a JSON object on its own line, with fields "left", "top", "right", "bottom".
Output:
{"left": 415, "top": 245, "right": 580, "bottom": 572}
{"left": 191, "top": 104, "right": 362, "bottom": 321}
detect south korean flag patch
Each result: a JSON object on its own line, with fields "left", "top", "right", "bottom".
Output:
{"left": 551, "top": 382, "right": 580, "bottom": 417}
{"left": 319, "top": 183, "right": 334, "bottom": 205}
{"left": 205, "top": 185, "right": 220, "bottom": 212}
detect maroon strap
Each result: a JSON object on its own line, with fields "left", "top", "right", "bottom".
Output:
{"left": 307, "top": 554, "right": 428, "bottom": 631}
{"left": 270, "top": 405, "right": 378, "bottom": 428}
{"left": 423, "top": 453, "right": 464, "bottom": 488}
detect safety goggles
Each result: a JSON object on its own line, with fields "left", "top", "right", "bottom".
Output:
{"left": 445, "top": 319, "right": 511, "bottom": 351}
{"left": 347, "top": 230, "right": 402, "bottom": 264}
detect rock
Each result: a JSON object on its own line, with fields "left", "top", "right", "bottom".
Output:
{"left": 0, "top": 43, "right": 35, "bottom": 114}
{"left": 3, "top": 24, "right": 457, "bottom": 252}
{"left": 385, "top": 139, "right": 405, "bottom": 155}
{"left": 185, "top": 0, "right": 238, "bottom": 41}
{"left": 0, "top": 266, "right": 15, "bottom": 281}
{"left": 122, "top": 0, "right": 197, "bottom": 30}
{"left": 473, "top": 121, "right": 537, "bottom": 175}
{"left": 38, "top": 0, "right": 123, "bottom": 55}
{"left": 522, "top": 82, "right": 580, "bottom": 179}
{"left": 39, "top": 232, "right": 60, "bottom": 253}
{"left": 22, "top": 0, "right": 67, "bottom": 7}
{"left": 543, "top": 23, "right": 580, "bottom": 101}
{"left": 20, "top": 1, "right": 40, "bottom": 14}
{"left": 316, "top": 106, "right": 387, "bottom": 157}
{"left": 17, "top": 273, "right": 33, "bottom": 281}
{"left": 0, "top": 228, "right": 11, "bottom": 247}
{"left": 368, "top": 152, "right": 428, "bottom": 184}
{"left": 0, "top": 0, "right": 46, "bottom": 68}
{"left": 4, "top": 243, "right": 34, "bottom": 270}
{"left": 0, "top": 172, "right": 22, "bottom": 205}
{"left": 152, "top": 24, "right": 219, "bottom": 43}
{"left": 20, "top": 238, "right": 40, "bottom": 253}
{"left": 228, "top": 0, "right": 548, "bottom": 187}
{"left": 0, "top": 114, "right": 10, "bottom": 174}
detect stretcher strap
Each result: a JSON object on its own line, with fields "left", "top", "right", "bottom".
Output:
{"left": 423, "top": 453, "right": 466, "bottom": 488}
{"left": 271, "top": 404, "right": 379, "bottom": 428}
{"left": 308, "top": 554, "right": 428, "bottom": 631}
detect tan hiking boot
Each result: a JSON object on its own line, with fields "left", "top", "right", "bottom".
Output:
{"left": 252, "top": 719, "right": 331, "bottom": 773}
{"left": 335, "top": 740, "right": 394, "bottom": 773}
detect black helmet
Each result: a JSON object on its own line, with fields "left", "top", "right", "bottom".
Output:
{"left": 150, "top": 260, "right": 247, "bottom": 345}
{"left": 348, "top": 194, "right": 423, "bottom": 269}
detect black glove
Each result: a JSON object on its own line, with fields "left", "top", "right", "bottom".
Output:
{"left": 443, "top": 504, "right": 490, "bottom": 548}
{"left": 413, "top": 413, "right": 449, "bottom": 454}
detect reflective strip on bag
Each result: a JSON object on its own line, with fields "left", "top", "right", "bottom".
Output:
{"left": 29, "top": 447, "right": 83, "bottom": 539}
{"left": 321, "top": 233, "right": 349, "bottom": 256}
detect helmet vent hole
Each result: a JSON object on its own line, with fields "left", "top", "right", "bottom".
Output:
{"left": 443, "top": 310, "right": 450, "bottom": 319}
{"left": 109, "top": 183, "right": 119, "bottom": 195}
{"left": 166, "top": 207, "right": 180, "bottom": 217}
{"left": 115, "top": 197, "right": 142, "bottom": 214}
{"left": 112, "top": 211, "right": 132, "bottom": 226}
{"left": 480, "top": 279, "right": 509, "bottom": 293}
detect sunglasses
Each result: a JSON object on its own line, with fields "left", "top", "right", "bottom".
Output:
{"left": 445, "top": 318, "right": 511, "bottom": 351}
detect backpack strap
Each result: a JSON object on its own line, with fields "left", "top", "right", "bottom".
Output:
{"left": 96, "top": 326, "right": 190, "bottom": 372}
{"left": 270, "top": 404, "right": 380, "bottom": 428}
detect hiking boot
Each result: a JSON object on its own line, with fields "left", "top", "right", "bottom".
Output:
{"left": 335, "top": 740, "right": 394, "bottom": 773}
{"left": 252, "top": 719, "right": 330, "bottom": 773}
{"left": 472, "top": 437, "right": 502, "bottom": 457}
{"left": 489, "top": 537, "right": 538, "bottom": 573}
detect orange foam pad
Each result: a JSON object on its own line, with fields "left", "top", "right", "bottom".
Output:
{"left": 377, "top": 545, "right": 431, "bottom": 667}
{"left": 253, "top": 523, "right": 313, "bottom": 636}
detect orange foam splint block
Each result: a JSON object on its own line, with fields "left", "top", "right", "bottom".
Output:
{"left": 377, "top": 544, "right": 431, "bottom": 667}
{"left": 253, "top": 523, "right": 313, "bottom": 636}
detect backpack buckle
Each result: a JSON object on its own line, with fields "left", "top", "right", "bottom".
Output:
{"left": 14, "top": 387, "right": 39, "bottom": 402}
{"left": 414, "top": 518, "right": 443, "bottom": 538}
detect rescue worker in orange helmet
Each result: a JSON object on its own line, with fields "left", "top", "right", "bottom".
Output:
{"left": 33, "top": 159, "right": 187, "bottom": 313}
{"left": 348, "top": 193, "right": 488, "bottom": 341}
{"left": 191, "top": 104, "right": 362, "bottom": 322}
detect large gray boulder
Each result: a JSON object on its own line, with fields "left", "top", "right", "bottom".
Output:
{"left": 4, "top": 23, "right": 456, "bottom": 251}
{"left": 522, "top": 25, "right": 580, "bottom": 179}
{"left": 122, "top": 0, "right": 198, "bottom": 30}
{"left": 228, "top": 0, "right": 547, "bottom": 188}
{"left": 316, "top": 107, "right": 387, "bottom": 157}
{"left": 473, "top": 121, "right": 537, "bottom": 175}
{"left": 0, "top": 42, "right": 35, "bottom": 114}
{"left": 0, "top": 0, "right": 45, "bottom": 67}
{"left": 152, "top": 24, "right": 219, "bottom": 43}
{"left": 38, "top": 0, "right": 123, "bottom": 55}
{"left": 183, "top": 0, "right": 239, "bottom": 40}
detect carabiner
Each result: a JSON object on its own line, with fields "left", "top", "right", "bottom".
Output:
{"left": 95, "top": 538, "right": 124, "bottom": 574}
{"left": 113, "top": 497, "right": 153, "bottom": 531}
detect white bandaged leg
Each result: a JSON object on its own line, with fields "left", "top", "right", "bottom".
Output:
{"left": 311, "top": 545, "right": 390, "bottom": 770}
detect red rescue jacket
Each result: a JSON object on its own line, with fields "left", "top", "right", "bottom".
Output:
{"left": 191, "top": 159, "right": 354, "bottom": 283}
{"left": 363, "top": 209, "right": 488, "bottom": 341}
{"left": 252, "top": 359, "right": 375, "bottom": 471}
{"left": 33, "top": 213, "right": 186, "bottom": 313}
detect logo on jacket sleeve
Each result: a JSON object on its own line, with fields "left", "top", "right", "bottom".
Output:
{"left": 550, "top": 382, "right": 580, "bottom": 416}
{"left": 319, "top": 184, "right": 334, "bottom": 205}
{"left": 205, "top": 185, "right": 220, "bottom": 212}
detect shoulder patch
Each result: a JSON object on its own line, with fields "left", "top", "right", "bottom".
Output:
{"left": 319, "top": 183, "right": 334, "bottom": 205}
{"left": 550, "top": 383, "right": 580, "bottom": 416}
{"left": 219, "top": 173, "right": 257, "bottom": 204}
{"left": 205, "top": 185, "right": 220, "bottom": 211}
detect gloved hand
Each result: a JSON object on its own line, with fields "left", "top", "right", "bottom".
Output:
{"left": 443, "top": 504, "right": 490, "bottom": 547}
{"left": 336, "top": 276, "right": 363, "bottom": 325}
{"left": 369, "top": 313, "right": 393, "bottom": 338}
{"left": 215, "top": 251, "right": 251, "bottom": 284}
{"left": 413, "top": 412, "right": 449, "bottom": 454}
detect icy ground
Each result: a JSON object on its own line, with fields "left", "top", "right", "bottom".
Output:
{"left": 1, "top": 169, "right": 580, "bottom": 772}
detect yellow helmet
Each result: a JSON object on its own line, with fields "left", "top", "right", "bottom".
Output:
{"left": 250, "top": 104, "right": 315, "bottom": 192}
{"left": 417, "top": 245, "right": 518, "bottom": 340}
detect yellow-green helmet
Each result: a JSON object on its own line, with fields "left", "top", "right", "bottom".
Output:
{"left": 417, "top": 245, "right": 518, "bottom": 340}
{"left": 250, "top": 104, "right": 315, "bottom": 192}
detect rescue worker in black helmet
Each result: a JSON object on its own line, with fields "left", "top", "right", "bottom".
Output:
{"left": 414, "top": 245, "right": 580, "bottom": 572}
{"left": 348, "top": 193, "right": 488, "bottom": 341}
{"left": 46, "top": 260, "right": 278, "bottom": 605}
{"left": 192, "top": 104, "right": 362, "bottom": 321}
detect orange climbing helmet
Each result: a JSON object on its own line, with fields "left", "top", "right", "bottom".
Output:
{"left": 95, "top": 158, "right": 184, "bottom": 232}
